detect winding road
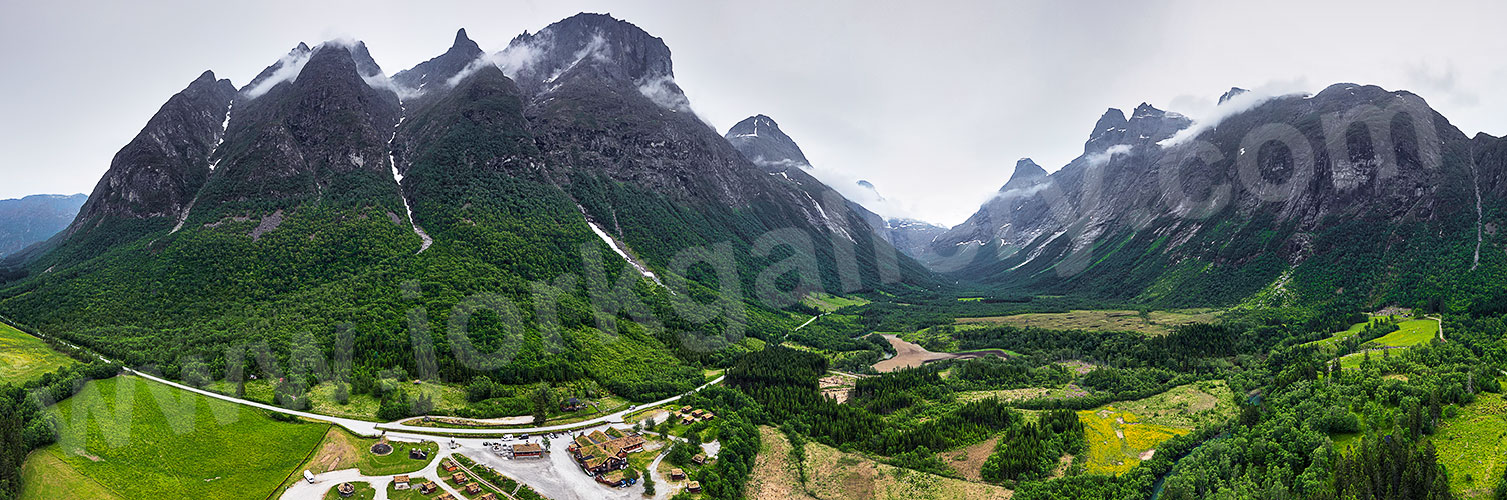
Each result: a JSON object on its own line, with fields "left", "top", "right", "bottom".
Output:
{"left": 127, "top": 368, "right": 725, "bottom": 437}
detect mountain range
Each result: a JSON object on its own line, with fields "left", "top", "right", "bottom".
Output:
{"left": 0, "top": 194, "right": 85, "bottom": 258}
{"left": 0, "top": 14, "right": 931, "bottom": 392}
{"left": 3, "top": 11, "right": 1505, "bottom": 387}
{"left": 932, "top": 86, "right": 1507, "bottom": 313}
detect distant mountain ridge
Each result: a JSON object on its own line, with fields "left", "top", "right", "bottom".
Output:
{"left": 723, "top": 114, "right": 949, "bottom": 260}
{"left": 0, "top": 194, "right": 86, "bottom": 258}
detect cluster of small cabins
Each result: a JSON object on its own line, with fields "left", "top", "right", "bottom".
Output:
{"left": 392, "top": 474, "right": 443, "bottom": 496}
{"left": 667, "top": 468, "right": 702, "bottom": 493}
{"left": 677, "top": 405, "right": 715, "bottom": 425}
{"left": 568, "top": 428, "right": 647, "bottom": 487}
{"left": 390, "top": 463, "right": 498, "bottom": 500}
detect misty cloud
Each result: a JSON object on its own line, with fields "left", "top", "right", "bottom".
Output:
{"left": 1085, "top": 144, "right": 1132, "bottom": 167}
{"left": 638, "top": 75, "right": 697, "bottom": 113}
{"left": 994, "top": 181, "right": 1051, "bottom": 201}
{"left": 242, "top": 47, "right": 313, "bottom": 99}
{"left": 1159, "top": 89, "right": 1299, "bottom": 148}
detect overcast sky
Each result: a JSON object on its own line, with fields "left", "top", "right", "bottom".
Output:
{"left": 3, "top": 0, "right": 1505, "bottom": 225}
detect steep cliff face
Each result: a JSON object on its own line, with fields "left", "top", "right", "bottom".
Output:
{"left": 186, "top": 42, "right": 405, "bottom": 223}
{"left": 935, "top": 85, "right": 1496, "bottom": 308}
{"left": 68, "top": 71, "right": 236, "bottom": 234}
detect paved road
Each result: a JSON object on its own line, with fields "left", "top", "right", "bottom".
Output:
{"left": 126, "top": 369, "right": 387, "bottom": 435}
{"left": 375, "top": 376, "right": 725, "bottom": 436}
{"left": 127, "top": 368, "right": 724, "bottom": 437}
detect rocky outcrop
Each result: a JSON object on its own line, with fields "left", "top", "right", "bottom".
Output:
{"left": 68, "top": 71, "right": 235, "bottom": 234}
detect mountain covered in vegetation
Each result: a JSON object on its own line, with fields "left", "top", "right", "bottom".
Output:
{"left": 0, "top": 14, "right": 932, "bottom": 407}
{"left": 933, "top": 87, "right": 1507, "bottom": 314}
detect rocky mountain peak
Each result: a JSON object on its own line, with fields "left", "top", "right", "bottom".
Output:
{"left": 500, "top": 13, "right": 675, "bottom": 95}
{"left": 1218, "top": 87, "right": 1249, "bottom": 105}
{"left": 391, "top": 28, "right": 488, "bottom": 91}
{"left": 68, "top": 71, "right": 236, "bottom": 234}
{"left": 726, "top": 114, "right": 810, "bottom": 170}
{"left": 453, "top": 28, "right": 480, "bottom": 52}
{"left": 1000, "top": 158, "right": 1049, "bottom": 192}
{"left": 1086, "top": 102, "right": 1190, "bottom": 154}
{"left": 1093, "top": 108, "right": 1128, "bottom": 134}
{"left": 346, "top": 40, "right": 387, "bottom": 79}
{"left": 1131, "top": 102, "right": 1166, "bottom": 119}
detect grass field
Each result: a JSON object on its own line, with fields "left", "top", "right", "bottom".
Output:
{"left": 1334, "top": 319, "right": 1440, "bottom": 369}
{"left": 19, "top": 449, "right": 122, "bottom": 500}
{"left": 1374, "top": 319, "right": 1440, "bottom": 347}
{"left": 801, "top": 293, "right": 871, "bottom": 313}
{"left": 359, "top": 440, "right": 439, "bottom": 475}
{"left": 955, "top": 309, "right": 1219, "bottom": 336}
{"left": 0, "top": 321, "right": 76, "bottom": 385}
{"left": 28, "top": 375, "right": 330, "bottom": 500}
{"left": 745, "top": 426, "right": 1013, "bottom": 500}
{"left": 1434, "top": 391, "right": 1507, "bottom": 499}
{"left": 1078, "top": 406, "right": 1192, "bottom": 475}
{"left": 1113, "top": 381, "right": 1235, "bottom": 429}
{"left": 1302, "top": 319, "right": 1373, "bottom": 349}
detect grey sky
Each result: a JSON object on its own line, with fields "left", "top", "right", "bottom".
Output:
{"left": 2, "top": 0, "right": 1504, "bottom": 225}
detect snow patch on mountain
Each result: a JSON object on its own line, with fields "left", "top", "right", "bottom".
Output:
{"left": 579, "top": 205, "right": 662, "bottom": 286}
{"left": 388, "top": 105, "right": 431, "bottom": 253}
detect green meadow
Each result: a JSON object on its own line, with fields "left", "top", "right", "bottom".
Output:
{"left": 0, "top": 321, "right": 76, "bottom": 385}
{"left": 24, "top": 376, "right": 329, "bottom": 500}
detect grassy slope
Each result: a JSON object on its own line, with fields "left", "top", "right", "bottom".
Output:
{"left": 0, "top": 321, "right": 76, "bottom": 385}
{"left": 1373, "top": 318, "right": 1440, "bottom": 347}
{"left": 19, "top": 449, "right": 122, "bottom": 500}
{"left": 1338, "top": 319, "right": 1441, "bottom": 369}
{"left": 745, "top": 426, "right": 1013, "bottom": 500}
{"left": 1302, "top": 319, "right": 1373, "bottom": 349}
{"left": 31, "top": 375, "right": 329, "bottom": 500}
{"left": 1112, "top": 381, "right": 1235, "bottom": 429}
{"left": 802, "top": 293, "right": 871, "bottom": 313}
{"left": 1433, "top": 391, "right": 1507, "bottom": 499}
{"left": 203, "top": 379, "right": 468, "bottom": 422}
